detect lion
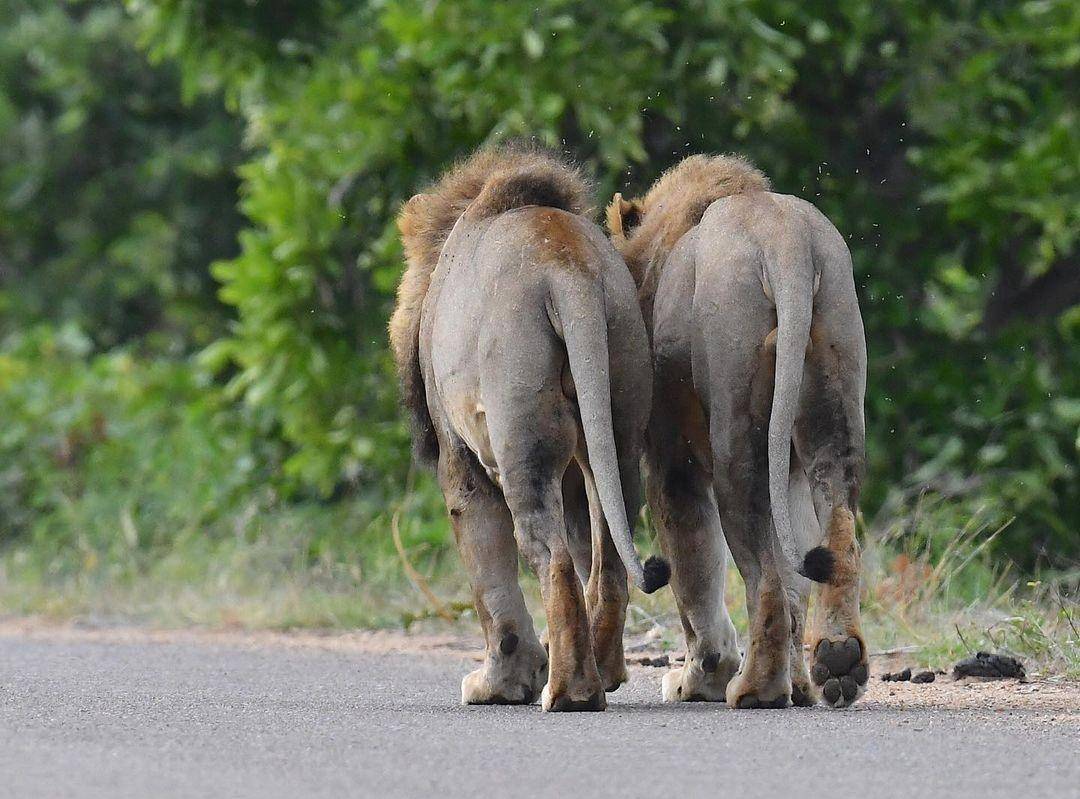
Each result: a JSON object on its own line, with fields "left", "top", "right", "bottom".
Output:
{"left": 606, "top": 154, "right": 868, "bottom": 709}
{"left": 390, "top": 143, "right": 669, "bottom": 712}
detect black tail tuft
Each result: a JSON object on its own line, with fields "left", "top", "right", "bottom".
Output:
{"left": 798, "top": 546, "right": 835, "bottom": 584}
{"left": 642, "top": 555, "right": 671, "bottom": 594}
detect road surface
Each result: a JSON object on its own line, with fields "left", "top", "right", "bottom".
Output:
{"left": 1, "top": 623, "right": 1077, "bottom": 798}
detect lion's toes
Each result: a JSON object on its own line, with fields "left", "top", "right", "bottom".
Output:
{"left": 541, "top": 682, "right": 607, "bottom": 712}
{"left": 662, "top": 667, "right": 713, "bottom": 702}
{"left": 810, "top": 635, "right": 868, "bottom": 708}
{"left": 661, "top": 651, "right": 740, "bottom": 702}
{"left": 734, "top": 693, "right": 791, "bottom": 709}
{"left": 724, "top": 667, "right": 791, "bottom": 710}
{"left": 461, "top": 652, "right": 547, "bottom": 706}
{"left": 600, "top": 664, "right": 628, "bottom": 693}
{"left": 790, "top": 673, "right": 816, "bottom": 707}
{"left": 461, "top": 668, "right": 539, "bottom": 705}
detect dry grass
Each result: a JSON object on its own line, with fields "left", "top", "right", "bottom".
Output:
{"left": 608, "top": 501, "right": 1078, "bottom": 679}
{"left": 2, "top": 491, "right": 1075, "bottom": 679}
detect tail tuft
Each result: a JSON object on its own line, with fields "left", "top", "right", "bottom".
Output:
{"left": 642, "top": 555, "right": 671, "bottom": 594}
{"left": 798, "top": 546, "right": 835, "bottom": 584}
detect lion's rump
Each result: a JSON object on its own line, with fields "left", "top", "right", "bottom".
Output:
{"left": 389, "top": 143, "right": 592, "bottom": 462}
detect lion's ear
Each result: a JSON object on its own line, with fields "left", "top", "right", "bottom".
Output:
{"left": 605, "top": 193, "right": 643, "bottom": 241}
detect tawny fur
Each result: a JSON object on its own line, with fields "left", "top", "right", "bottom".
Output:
{"left": 389, "top": 143, "right": 592, "bottom": 462}
{"left": 606, "top": 154, "right": 770, "bottom": 321}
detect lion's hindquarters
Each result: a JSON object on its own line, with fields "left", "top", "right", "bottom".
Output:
{"left": 475, "top": 300, "right": 609, "bottom": 710}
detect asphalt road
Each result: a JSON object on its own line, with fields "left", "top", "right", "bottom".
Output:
{"left": 1, "top": 627, "right": 1077, "bottom": 799}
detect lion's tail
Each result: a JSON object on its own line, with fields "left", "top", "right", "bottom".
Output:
{"left": 549, "top": 271, "right": 669, "bottom": 595}
{"left": 766, "top": 237, "right": 834, "bottom": 584}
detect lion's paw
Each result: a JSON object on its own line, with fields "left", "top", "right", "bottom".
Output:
{"left": 809, "top": 636, "right": 868, "bottom": 709}
{"left": 661, "top": 651, "right": 740, "bottom": 702}
{"left": 599, "top": 659, "right": 628, "bottom": 693}
{"left": 790, "top": 668, "right": 817, "bottom": 707}
{"left": 541, "top": 681, "right": 606, "bottom": 712}
{"left": 724, "top": 666, "right": 791, "bottom": 710}
{"left": 461, "top": 647, "right": 547, "bottom": 706}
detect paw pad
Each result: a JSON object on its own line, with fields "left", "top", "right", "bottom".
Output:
{"left": 812, "top": 636, "right": 868, "bottom": 708}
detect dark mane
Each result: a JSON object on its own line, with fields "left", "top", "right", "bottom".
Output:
{"left": 607, "top": 154, "right": 770, "bottom": 324}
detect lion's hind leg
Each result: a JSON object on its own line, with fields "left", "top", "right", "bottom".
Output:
{"left": 438, "top": 440, "right": 548, "bottom": 706}
{"left": 716, "top": 464, "right": 794, "bottom": 710}
{"left": 648, "top": 451, "right": 741, "bottom": 703}
{"left": 559, "top": 463, "right": 628, "bottom": 693}
{"left": 795, "top": 334, "right": 868, "bottom": 708}
{"left": 490, "top": 413, "right": 605, "bottom": 712}
{"left": 645, "top": 368, "right": 740, "bottom": 703}
{"left": 508, "top": 465, "right": 605, "bottom": 712}
{"left": 576, "top": 457, "right": 631, "bottom": 693}
{"left": 708, "top": 320, "right": 795, "bottom": 710}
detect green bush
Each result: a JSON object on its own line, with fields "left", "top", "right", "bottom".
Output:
{"left": 0, "top": 323, "right": 453, "bottom": 625}
{"left": 129, "top": 0, "right": 1078, "bottom": 567}
{"left": 0, "top": 324, "right": 279, "bottom": 556}
{"left": 0, "top": 0, "right": 244, "bottom": 349}
{"left": 0, "top": 1, "right": 1074, "bottom": 583}
{"left": 138, "top": 0, "right": 674, "bottom": 491}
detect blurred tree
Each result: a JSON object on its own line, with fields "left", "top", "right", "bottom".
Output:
{"left": 134, "top": 0, "right": 675, "bottom": 491}
{"left": 86, "top": 0, "right": 1080, "bottom": 566}
{"left": 0, "top": 0, "right": 245, "bottom": 349}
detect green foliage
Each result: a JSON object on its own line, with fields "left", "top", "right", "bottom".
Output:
{"left": 139, "top": 0, "right": 677, "bottom": 490}
{"left": 0, "top": 0, "right": 244, "bottom": 349}
{"left": 0, "top": 323, "right": 451, "bottom": 626}
{"left": 0, "top": 323, "right": 278, "bottom": 554}
{"left": 127, "top": 0, "right": 1077, "bottom": 566}
{"left": 0, "top": 0, "right": 1076, "bottom": 588}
